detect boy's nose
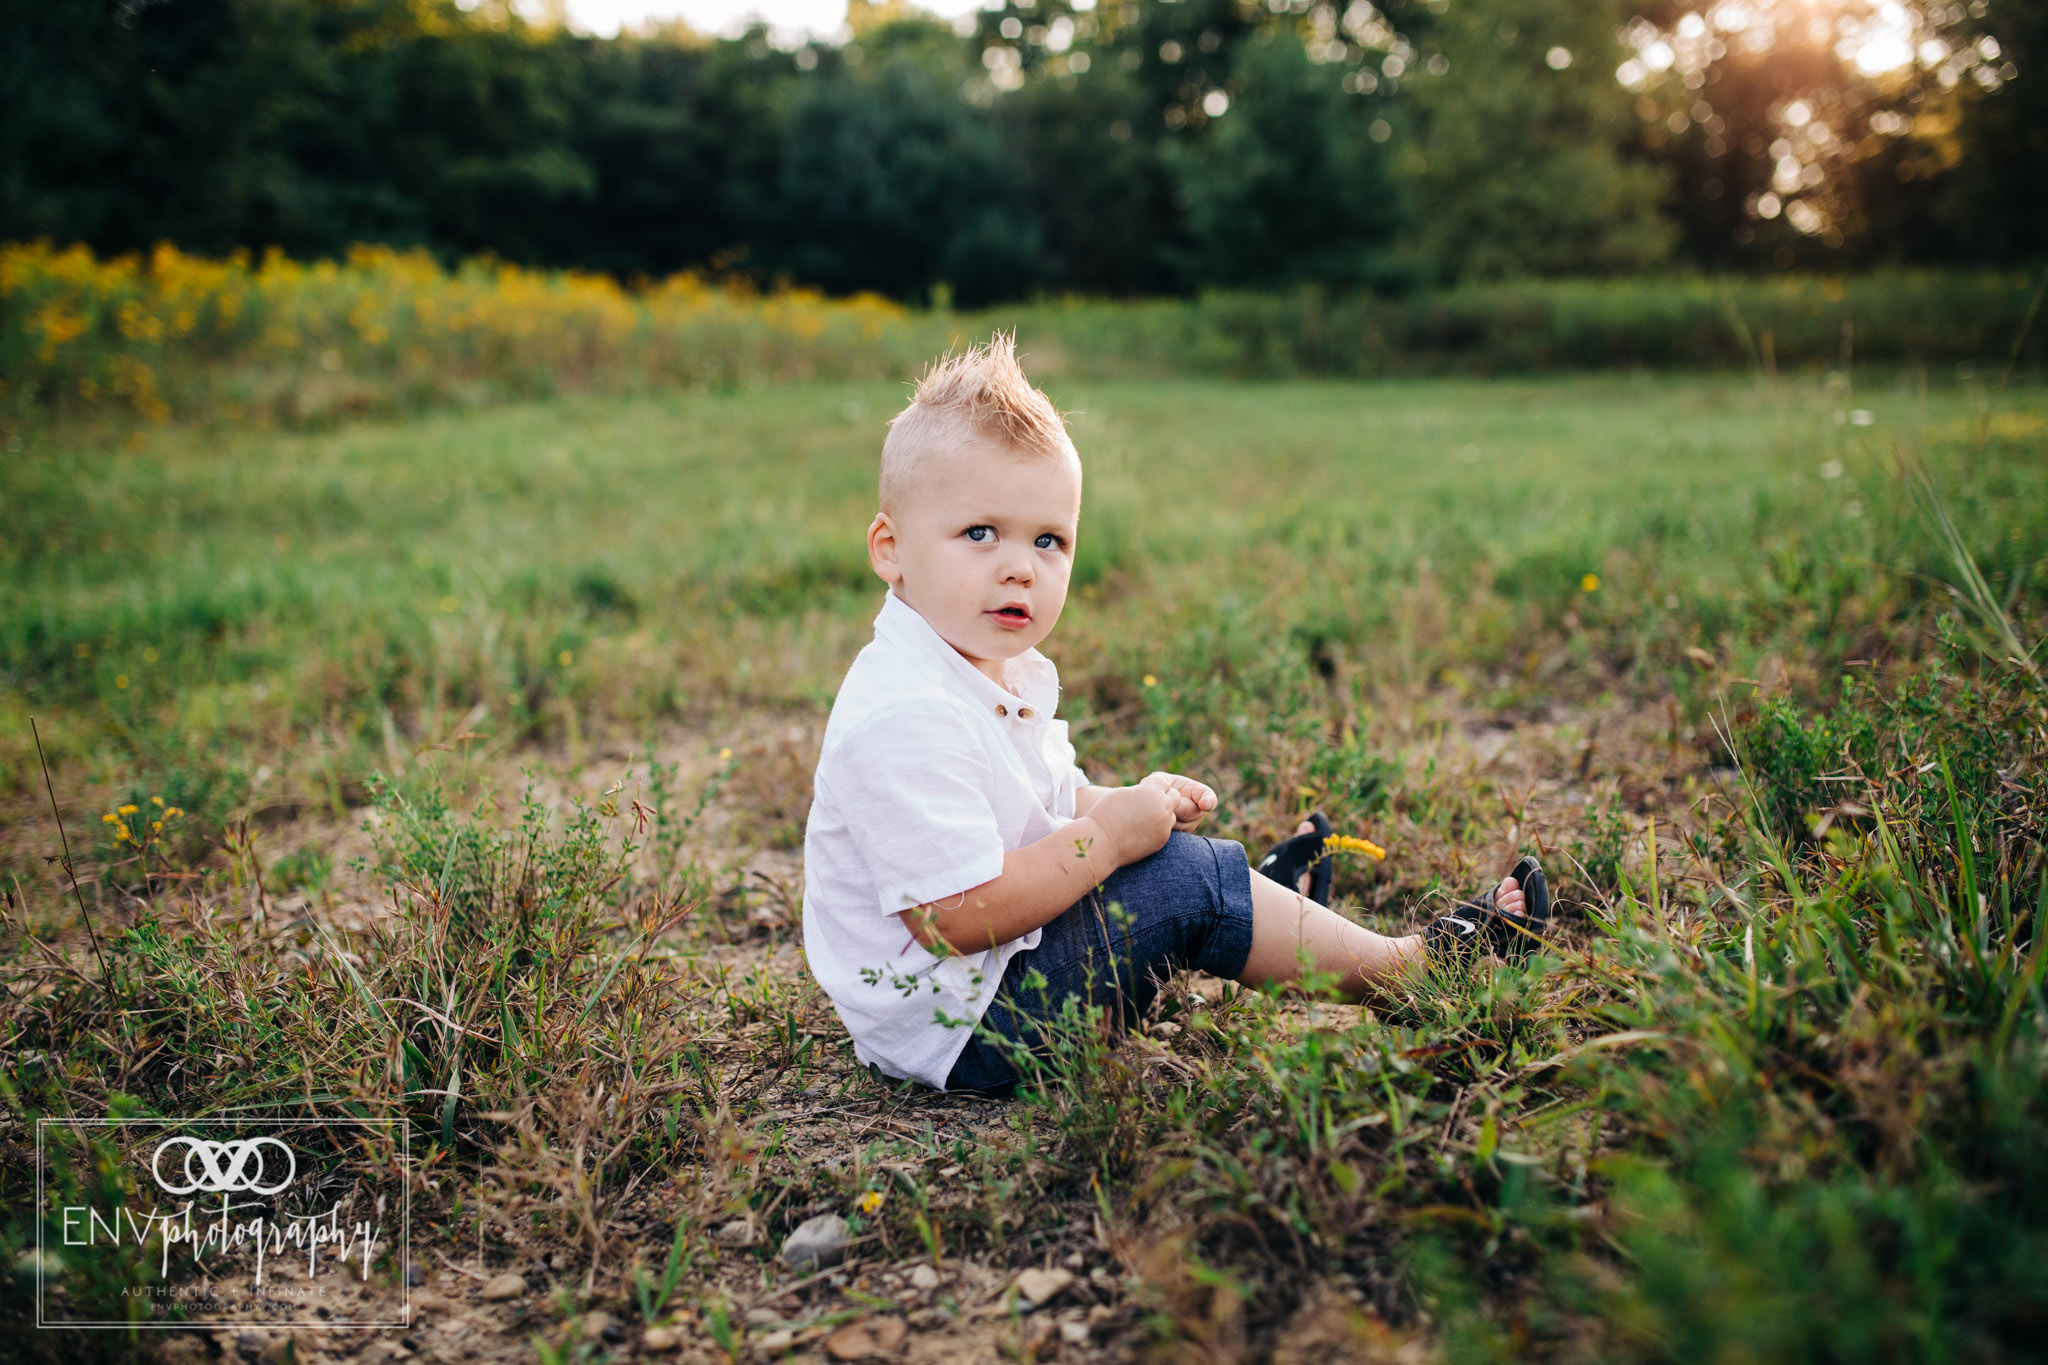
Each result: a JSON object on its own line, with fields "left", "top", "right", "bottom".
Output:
{"left": 999, "top": 549, "right": 1033, "bottom": 583}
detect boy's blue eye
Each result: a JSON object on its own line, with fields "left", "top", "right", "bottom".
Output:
{"left": 1035, "top": 533, "right": 1065, "bottom": 550}
{"left": 965, "top": 525, "right": 993, "bottom": 543}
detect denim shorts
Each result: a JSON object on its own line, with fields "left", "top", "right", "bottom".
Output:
{"left": 944, "top": 831, "right": 1257, "bottom": 1095}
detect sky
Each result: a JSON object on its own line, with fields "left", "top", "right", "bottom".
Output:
{"left": 552, "top": 0, "right": 983, "bottom": 42}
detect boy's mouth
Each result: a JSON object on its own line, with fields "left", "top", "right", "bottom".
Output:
{"left": 987, "top": 604, "right": 1032, "bottom": 629}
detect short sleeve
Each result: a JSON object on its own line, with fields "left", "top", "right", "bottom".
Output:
{"left": 822, "top": 701, "right": 1008, "bottom": 916}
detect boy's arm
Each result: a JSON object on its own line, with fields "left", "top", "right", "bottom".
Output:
{"left": 899, "top": 785, "right": 1177, "bottom": 955}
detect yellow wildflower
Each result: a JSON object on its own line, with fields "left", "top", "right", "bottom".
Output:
{"left": 1143, "top": 674, "right": 1157, "bottom": 688}
{"left": 102, "top": 812, "right": 119, "bottom": 824}
{"left": 1324, "top": 834, "right": 1387, "bottom": 861}
{"left": 858, "top": 1190, "right": 885, "bottom": 1215}
{"left": 165, "top": 807, "right": 183, "bottom": 818}
{"left": 1580, "top": 574, "right": 1600, "bottom": 593}
{"left": 719, "top": 747, "right": 733, "bottom": 761}
{"left": 115, "top": 674, "right": 129, "bottom": 689}
{"left": 118, "top": 804, "right": 138, "bottom": 816}
{"left": 558, "top": 650, "right": 574, "bottom": 666}
{"left": 151, "top": 796, "right": 164, "bottom": 807}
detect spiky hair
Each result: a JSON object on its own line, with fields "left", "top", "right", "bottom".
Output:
{"left": 879, "top": 331, "right": 1076, "bottom": 513}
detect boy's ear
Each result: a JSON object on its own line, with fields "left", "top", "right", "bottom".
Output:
{"left": 866, "top": 512, "right": 902, "bottom": 585}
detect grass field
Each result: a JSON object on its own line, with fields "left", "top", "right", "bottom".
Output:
{"left": 4, "top": 368, "right": 2046, "bottom": 1362}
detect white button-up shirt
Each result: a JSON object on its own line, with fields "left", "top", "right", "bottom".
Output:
{"left": 802, "top": 589, "right": 1090, "bottom": 1088}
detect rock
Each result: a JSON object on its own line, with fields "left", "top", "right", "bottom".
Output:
{"left": 780, "top": 1214, "right": 851, "bottom": 1272}
{"left": 580, "top": 1311, "right": 623, "bottom": 1342}
{"left": 549, "top": 1252, "right": 568, "bottom": 1272}
{"left": 642, "top": 1326, "right": 680, "bottom": 1351}
{"left": 258, "top": 1336, "right": 296, "bottom": 1365}
{"left": 744, "top": 1307, "right": 783, "bottom": 1328}
{"left": 405, "top": 1262, "right": 427, "bottom": 1286}
{"left": 1060, "top": 1318, "right": 1091, "bottom": 1345}
{"left": 1012, "top": 1267, "right": 1075, "bottom": 1308}
{"left": 480, "top": 1271, "right": 527, "bottom": 1302}
{"left": 824, "top": 1317, "right": 907, "bottom": 1360}
{"left": 755, "top": 1328, "right": 796, "bottom": 1354}
{"left": 909, "top": 1264, "right": 940, "bottom": 1292}
{"left": 235, "top": 1331, "right": 264, "bottom": 1361}
{"left": 408, "top": 1289, "right": 446, "bottom": 1314}
{"left": 714, "top": 1218, "right": 759, "bottom": 1247}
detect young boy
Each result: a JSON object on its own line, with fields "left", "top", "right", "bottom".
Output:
{"left": 801, "top": 334, "right": 1547, "bottom": 1095}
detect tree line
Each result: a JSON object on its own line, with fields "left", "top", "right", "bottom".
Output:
{"left": 2, "top": 0, "right": 2040, "bottom": 305}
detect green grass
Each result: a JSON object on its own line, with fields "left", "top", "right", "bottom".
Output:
{"left": 2, "top": 369, "right": 2045, "bottom": 1359}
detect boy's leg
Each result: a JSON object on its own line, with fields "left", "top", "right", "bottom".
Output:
{"left": 1238, "top": 819, "right": 1525, "bottom": 1000}
{"left": 1239, "top": 870, "right": 1426, "bottom": 999}
{"left": 945, "top": 832, "right": 1259, "bottom": 1093}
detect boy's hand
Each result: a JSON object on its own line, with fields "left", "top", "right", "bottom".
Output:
{"left": 1140, "top": 771, "right": 1217, "bottom": 831}
{"left": 1087, "top": 783, "right": 1179, "bottom": 866}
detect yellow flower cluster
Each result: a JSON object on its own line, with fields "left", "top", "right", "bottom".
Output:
{"left": 102, "top": 795, "right": 183, "bottom": 846}
{"left": 1323, "top": 833, "right": 1387, "bottom": 861}
{"left": 2, "top": 240, "right": 921, "bottom": 424}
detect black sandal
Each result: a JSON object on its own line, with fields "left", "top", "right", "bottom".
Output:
{"left": 1255, "top": 811, "right": 1335, "bottom": 906}
{"left": 1426, "top": 855, "right": 1550, "bottom": 959}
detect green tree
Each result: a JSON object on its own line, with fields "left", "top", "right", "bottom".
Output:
{"left": 1402, "top": 0, "right": 1673, "bottom": 279}
{"left": 1169, "top": 30, "right": 1407, "bottom": 289}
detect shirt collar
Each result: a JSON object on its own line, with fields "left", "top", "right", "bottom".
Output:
{"left": 872, "top": 589, "right": 1061, "bottom": 721}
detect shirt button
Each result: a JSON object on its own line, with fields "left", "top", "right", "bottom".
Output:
{"left": 995, "top": 703, "right": 1007, "bottom": 716}
{"left": 1018, "top": 707, "right": 1034, "bottom": 719}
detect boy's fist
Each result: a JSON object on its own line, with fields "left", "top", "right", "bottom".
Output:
{"left": 1089, "top": 782, "right": 1179, "bottom": 866}
{"left": 1140, "top": 771, "right": 1217, "bottom": 831}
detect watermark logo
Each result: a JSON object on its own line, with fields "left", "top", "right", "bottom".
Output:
{"left": 34, "top": 1117, "right": 410, "bottom": 1331}
{"left": 151, "top": 1137, "right": 297, "bottom": 1196}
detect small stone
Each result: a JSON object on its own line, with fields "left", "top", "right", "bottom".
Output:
{"left": 258, "top": 1336, "right": 296, "bottom": 1365}
{"left": 909, "top": 1264, "right": 940, "bottom": 1292}
{"left": 744, "top": 1307, "right": 782, "bottom": 1328}
{"left": 715, "top": 1218, "right": 759, "bottom": 1247}
{"left": 408, "top": 1289, "right": 446, "bottom": 1314}
{"left": 481, "top": 1271, "right": 526, "bottom": 1302}
{"left": 756, "top": 1328, "right": 796, "bottom": 1354}
{"left": 580, "top": 1310, "right": 623, "bottom": 1342}
{"left": 1060, "top": 1318, "right": 1091, "bottom": 1345}
{"left": 825, "top": 1317, "right": 907, "bottom": 1360}
{"left": 1012, "top": 1267, "right": 1075, "bottom": 1308}
{"left": 642, "top": 1326, "right": 680, "bottom": 1351}
{"left": 405, "top": 1262, "right": 427, "bottom": 1287}
{"left": 1063, "top": 1250, "right": 1085, "bottom": 1271}
{"left": 235, "top": 1332, "right": 264, "bottom": 1361}
{"left": 780, "top": 1214, "right": 851, "bottom": 1272}
{"left": 1087, "top": 1304, "right": 1116, "bottom": 1326}
{"left": 549, "top": 1252, "right": 568, "bottom": 1272}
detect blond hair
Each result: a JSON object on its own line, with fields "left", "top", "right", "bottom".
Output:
{"left": 879, "top": 331, "right": 1075, "bottom": 514}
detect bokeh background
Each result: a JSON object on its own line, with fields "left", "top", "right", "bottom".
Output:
{"left": 6, "top": 0, "right": 2042, "bottom": 299}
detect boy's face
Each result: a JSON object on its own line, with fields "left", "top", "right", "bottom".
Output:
{"left": 867, "top": 443, "right": 1082, "bottom": 686}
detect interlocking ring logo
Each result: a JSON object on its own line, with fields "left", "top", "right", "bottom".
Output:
{"left": 151, "top": 1136, "right": 298, "bottom": 1196}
